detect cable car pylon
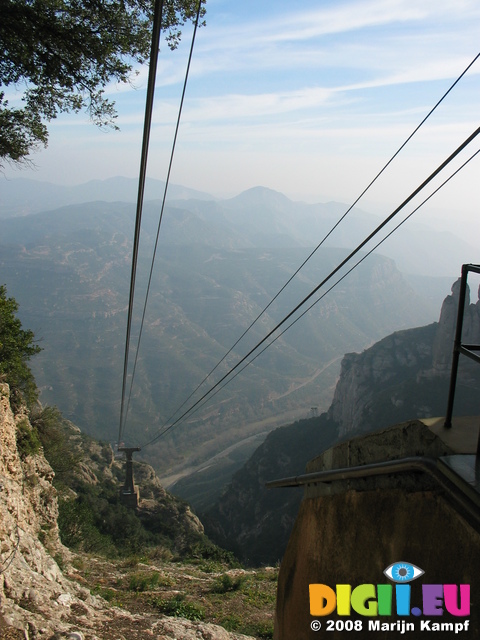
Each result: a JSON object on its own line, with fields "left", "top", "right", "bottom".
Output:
{"left": 118, "top": 446, "right": 141, "bottom": 508}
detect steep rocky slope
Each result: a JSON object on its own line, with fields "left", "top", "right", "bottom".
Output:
{"left": 0, "top": 384, "right": 258, "bottom": 639}
{"left": 53, "top": 420, "right": 206, "bottom": 556}
{"left": 329, "top": 277, "right": 480, "bottom": 437}
{"left": 204, "top": 279, "right": 480, "bottom": 564}
{"left": 0, "top": 382, "right": 97, "bottom": 637}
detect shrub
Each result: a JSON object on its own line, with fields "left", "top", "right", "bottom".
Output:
{"left": 241, "top": 620, "right": 274, "bottom": 639}
{"left": 16, "top": 418, "right": 41, "bottom": 459}
{"left": 30, "top": 405, "right": 81, "bottom": 483}
{"left": 149, "top": 594, "right": 205, "bottom": 621}
{"left": 210, "top": 573, "right": 245, "bottom": 594}
{"left": 0, "top": 285, "right": 41, "bottom": 407}
{"left": 128, "top": 571, "right": 160, "bottom": 592}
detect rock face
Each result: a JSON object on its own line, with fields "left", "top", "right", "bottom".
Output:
{"left": 0, "top": 382, "right": 94, "bottom": 637}
{"left": 329, "top": 279, "right": 480, "bottom": 437}
{"left": 0, "top": 384, "right": 253, "bottom": 640}
{"left": 431, "top": 279, "right": 480, "bottom": 374}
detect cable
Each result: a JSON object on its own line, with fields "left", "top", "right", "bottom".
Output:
{"left": 141, "top": 129, "right": 480, "bottom": 447}
{"left": 152, "top": 52, "right": 480, "bottom": 430}
{"left": 186, "top": 145, "right": 480, "bottom": 425}
{"left": 118, "top": 0, "right": 165, "bottom": 445}
{"left": 123, "top": 0, "right": 203, "bottom": 435}
{"left": 147, "top": 146, "right": 480, "bottom": 445}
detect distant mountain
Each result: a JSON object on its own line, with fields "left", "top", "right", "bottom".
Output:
{"left": 1, "top": 177, "right": 475, "bottom": 276}
{"left": 0, "top": 176, "right": 215, "bottom": 218}
{"left": 201, "top": 280, "right": 480, "bottom": 564}
{"left": 182, "top": 185, "right": 476, "bottom": 276}
{"left": 0, "top": 196, "right": 438, "bottom": 487}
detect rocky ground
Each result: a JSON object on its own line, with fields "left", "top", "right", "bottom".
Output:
{"left": 0, "top": 382, "right": 277, "bottom": 640}
{"left": 64, "top": 553, "right": 277, "bottom": 640}
{"left": 1, "top": 549, "right": 277, "bottom": 639}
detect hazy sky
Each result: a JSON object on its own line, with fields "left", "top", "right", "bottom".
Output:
{"left": 2, "top": 0, "right": 480, "bottom": 236}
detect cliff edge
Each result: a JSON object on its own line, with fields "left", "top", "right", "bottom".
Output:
{"left": 0, "top": 384, "right": 256, "bottom": 640}
{"left": 0, "top": 382, "right": 98, "bottom": 637}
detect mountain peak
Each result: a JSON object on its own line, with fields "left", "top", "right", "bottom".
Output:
{"left": 227, "top": 186, "right": 294, "bottom": 209}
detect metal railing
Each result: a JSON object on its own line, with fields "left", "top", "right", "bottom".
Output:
{"left": 444, "top": 263, "right": 480, "bottom": 436}
{"left": 266, "top": 455, "right": 480, "bottom": 530}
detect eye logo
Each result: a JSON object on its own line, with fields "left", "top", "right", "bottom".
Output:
{"left": 384, "top": 562, "right": 424, "bottom": 583}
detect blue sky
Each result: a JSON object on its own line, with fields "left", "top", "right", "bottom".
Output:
{"left": 2, "top": 0, "right": 480, "bottom": 236}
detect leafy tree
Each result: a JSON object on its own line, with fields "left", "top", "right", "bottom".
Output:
{"left": 0, "top": 0, "right": 205, "bottom": 166}
{"left": 31, "top": 405, "right": 82, "bottom": 482}
{"left": 0, "top": 285, "right": 41, "bottom": 405}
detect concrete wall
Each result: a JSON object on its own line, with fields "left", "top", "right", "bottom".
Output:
{"left": 274, "top": 422, "right": 480, "bottom": 639}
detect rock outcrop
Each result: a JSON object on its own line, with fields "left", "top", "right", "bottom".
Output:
{"left": 431, "top": 279, "right": 480, "bottom": 374}
{"left": 329, "top": 278, "right": 480, "bottom": 437}
{"left": 61, "top": 424, "right": 205, "bottom": 552}
{"left": 0, "top": 384, "right": 254, "bottom": 640}
{"left": 0, "top": 382, "right": 96, "bottom": 637}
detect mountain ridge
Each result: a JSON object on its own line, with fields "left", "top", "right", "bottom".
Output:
{"left": 0, "top": 198, "right": 438, "bottom": 486}
{"left": 1, "top": 175, "right": 475, "bottom": 276}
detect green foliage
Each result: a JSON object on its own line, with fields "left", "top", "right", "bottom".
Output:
{"left": 31, "top": 405, "right": 81, "bottom": 484}
{"left": 57, "top": 482, "right": 154, "bottom": 555}
{"left": 219, "top": 614, "right": 242, "bottom": 632}
{"left": 0, "top": 285, "right": 41, "bottom": 406}
{"left": 149, "top": 594, "right": 205, "bottom": 621}
{"left": 127, "top": 570, "right": 160, "bottom": 592}
{"left": 183, "top": 536, "right": 240, "bottom": 567}
{"left": 15, "top": 418, "right": 41, "bottom": 459}
{"left": 0, "top": 0, "right": 206, "bottom": 166}
{"left": 242, "top": 580, "right": 276, "bottom": 608}
{"left": 91, "top": 585, "right": 119, "bottom": 603}
{"left": 58, "top": 496, "right": 115, "bottom": 554}
{"left": 210, "top": 573, "right": 245, "bottom": 594}
{"left": 240, "top": 620, "right": 274, "bottom": 639}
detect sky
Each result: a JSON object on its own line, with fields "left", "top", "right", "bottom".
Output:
{"left": 2, "top": 0, "right": 480, "bottom": 239}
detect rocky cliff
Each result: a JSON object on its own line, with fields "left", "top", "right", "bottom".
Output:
{"left": 0, "top": 382, "right": 96, "bottom": 637}
{"left": 0, "top": 385, "right": 255, "bottom": 640}
{"left": 204, "top": 279, "right": 480, "bottom": 565}
{"left": 329, "top": 278, "right": 480, "bottom": 437}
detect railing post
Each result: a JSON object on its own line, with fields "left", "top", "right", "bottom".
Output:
{"left": 445, "top": 264, "right": 473, "bottom": 428}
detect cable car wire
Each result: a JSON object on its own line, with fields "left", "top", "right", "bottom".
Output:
{"left": 118, "top": 0, "right": 165, "bottom": 445}
{"left": 153, "top": 146, "right": 480, "bottom": 440}
{"left": 152, "top": 52, "right": 480, "bottom": 432}
{"left": 122, "top": 0, "right": 203, "bottom": 435}
{"left": 141, "top": 127, "right": 480, "bottom": 447}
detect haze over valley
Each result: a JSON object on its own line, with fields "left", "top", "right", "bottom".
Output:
{"left": 1, "top": 2, "right": 479, "bottom": 637}
{"left": 0, "top": 176, "right": 475, "bottom": 490}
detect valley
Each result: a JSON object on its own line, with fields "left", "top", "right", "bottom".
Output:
{"left": 0, "top": 177, "right": 457, "bottom": 490}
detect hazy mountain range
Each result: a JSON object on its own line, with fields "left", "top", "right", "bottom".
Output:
{"left": 1, "top": 177, "right": 475, "bottom": 277}
{"left": 0, "top": 176, "right": 470, "bottom": 485}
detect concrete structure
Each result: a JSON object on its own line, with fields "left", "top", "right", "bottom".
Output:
{"left": 271, "top": 418, "right": 480, "bottom": 639}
